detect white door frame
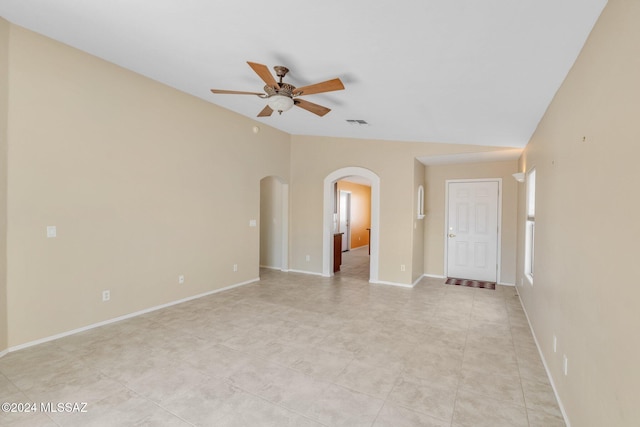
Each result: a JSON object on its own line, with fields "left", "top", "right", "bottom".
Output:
{"left": 339, "top": 190, "right": 351, "bottom": 251}
{"left": 444, "top": 178, "right": 502, "bottom": 283}
{"left": 323, "top": 167, "right": 379, "bottom": 281}
{"left": 280, "top": 183, "right": 289, "bottom": 271}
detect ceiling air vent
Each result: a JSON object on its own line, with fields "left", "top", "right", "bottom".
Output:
{"left": 346, "top": 119, "right": 369, "bottom": 125}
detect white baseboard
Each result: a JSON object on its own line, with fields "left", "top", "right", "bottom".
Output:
{"left": 370, "top": 279, "right": 414, "bottom": 288}
{"left": 499, "top": 282, "right": 516, "bottom": 287}
{"left": 287, "top": 269, "right": 325, "bottom": 277}
{"left": 517, "top": 293, "right": 571, "bottom": 427}
{"left": 260, "top": 265, "right": 290, "bottom": 273}
{"left": 2, "top": 277, "right": 259, "bottom": 356}
{"left": 412, "top": 275, "right": 426, "bottom": 287}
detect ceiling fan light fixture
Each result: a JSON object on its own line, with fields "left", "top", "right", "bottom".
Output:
{"left": 267, "top": 94, "right": 294, "bottom": 114}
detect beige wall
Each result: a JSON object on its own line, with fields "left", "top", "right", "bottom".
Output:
{"left": 289, "top": 135, "right": 509, "bottom": 284}
{"left": 424, "top": 160, "right": 518, "bottom": 284}
{"left": 412, "top": 159, "right": 425, "bottom": 283}
{"left": 5, "top": 25, "right": 291, "bottom": 347}
{"left": 259, "top": 176, "right": 284, "bottom": 269}
{"left": 0, "top": 18, "right": 9, "bottom": 351}
{"left": 336, "top": 180, "right": 371, "bottom": 249}
{"left": 516, "top": 0, "right": 640, "bottom": 425}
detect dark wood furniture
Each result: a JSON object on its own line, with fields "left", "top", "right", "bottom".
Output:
{"left": 333, "top": 233, "right": 344, "bottom": 272}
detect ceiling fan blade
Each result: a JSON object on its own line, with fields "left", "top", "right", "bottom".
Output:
{"left": 257, "top": 105, "right": 274, "bottom": 117}
{"left": 210, "top": 89, "right": 265, "bottom": 96}
{"left": 293, "top": 78, "right": 344, "bottom": 96}
{"left": 294, "top": 99, "right": 331, "bottom": 117}
{"left": 247, "top": 61, "right": 280, "bottom": 90}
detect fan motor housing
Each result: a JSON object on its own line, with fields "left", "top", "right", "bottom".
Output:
{"left": 264, "top": 83, "right": 296, "bottom": 98}
{"left": 273, "top": 66, "right": 289, "bottom": 78}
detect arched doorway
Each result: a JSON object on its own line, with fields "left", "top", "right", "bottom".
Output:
{"left": 323, "top": 167, "right": 380, "bottom": 281}
{"left": 259, "top": 176, "right": 289, "bottom": 271}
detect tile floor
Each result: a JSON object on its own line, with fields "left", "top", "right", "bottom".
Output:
{"left": 1, "top": 248, "right": 565, "bottom": 426}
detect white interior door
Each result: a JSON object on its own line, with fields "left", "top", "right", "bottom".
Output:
{"left": 446, "top": 181, "right": 499, "bottom": 282}
{"left": 339, "top": 191, "right": 351, "bottom": 251}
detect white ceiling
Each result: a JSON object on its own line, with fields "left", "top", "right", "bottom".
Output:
{"left": 0, "top": 0, "right": 606, "bottom": 148}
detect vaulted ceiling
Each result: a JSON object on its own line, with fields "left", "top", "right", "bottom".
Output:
{"left": 0, "top": 0, "right": 607, "bottom": 148}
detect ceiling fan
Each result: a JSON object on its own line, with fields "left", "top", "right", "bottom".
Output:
{"left": 210, "top": 62, "right": 345, "bottom": 117}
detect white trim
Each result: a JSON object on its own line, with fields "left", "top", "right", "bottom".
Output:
{"left": 287, "top": 269, "right": 325, "bottom": 277}
{"left": 370, "top": 279, "right": 414, "bottom": 288}
{"left": 498, "top": 281, "right": 516, "bottom": 287}
{"left": 423, "top": 273, "right": 446, "bottom": 279}
{"left": 259, "top": 265, "right": 281, "bottom": 270}
{"left": 0, "top": 349, "right": 8, "bottom": 358}
{"left": 444, "top": 178, "right": 503, "bottom": 284}
{"left": 281, "top": 183, "right": 289, "bottom": 271}
{"left": 323, "top": 167, "right": 380, "bottom": 282}
{"left": 2, "top": 278, "right": 259, "bottom": 356}
{"left": 339, "top": 190, "right": 352, "bottom": 251}
{"left": 417, "top": 185, "right": 425, "bottom": 219}
{"left": 517, "top": 292, "right": 571, "bottom": 427}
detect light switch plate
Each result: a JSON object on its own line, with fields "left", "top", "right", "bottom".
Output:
{"left": 46, "top": 226, "right": 57, "bottom": 238}
{"left": 249, "top": 219, "right": 257, "bottom": 227}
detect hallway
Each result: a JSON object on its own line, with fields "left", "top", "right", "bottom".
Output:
{"left": 336, "top": 246, "right": 370, "bottom": 281}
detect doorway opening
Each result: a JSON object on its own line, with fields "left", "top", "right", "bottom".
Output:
{"left": 259, "top": 176, "right": 289, "bottom": 272}
{"left": 323, "top": 167, "right": 380, "bottom": 282}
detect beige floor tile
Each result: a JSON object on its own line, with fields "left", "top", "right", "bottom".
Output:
{"left": 400, "top": 362, "right": 461, "bottom": 391}
{"left": 317, "top": 331, "right": 369, "bottom": 354}
{"left": 213, "top": 393, "right": 324, "bottom": 427}
{"left": 48, "top": 389, "right": 190, "bottom": 427}
{"left": 0, "top": 410, "right": 58, "bottom": 427}
{"left": 126, "top": 362, "right": 213, "bottom": 404}
{"left": 527, "top": 408, "right": 567, "bottom": 427}
{"left": 462, "top": 347, "right": 521, "bottom": 379}
{"left": 289, "top": 346, "right": 354, "bottom": 381}
{"left": 387, "top": 376, "right": 458, "bottom": 421}
{"left": 0, "top": 373, "right": 20, "bottom": 400}
{"left": 22, "top": 370, "right": 126, "bottom": 407}
{"left": 304, "top": 383, "right": 385, "bottom": 427}
{"left": 521, "top": 376, "right": 564, "bottom": 418}
{"left": 249, "top": 339, "right": 307, "bottom": 367}
{"left": 255, "top": 366, "right": 329, "bottom": 414}
{"left": 372, "top": 403, "right": 450, "bottom": 427}
{"left": 159, "top": 376, "right": 247, "bottom": 426}
{"left": 334, "top": 359, "right": 402, "bottom": 399}
{"left": 181, "top": 343, "right": 252, "bottom": 380}
{"left": 458, "top": 367, "right": 525, "bottom": 406}
{"left": 452, "top": 389, "right": 529, "bottom": 427}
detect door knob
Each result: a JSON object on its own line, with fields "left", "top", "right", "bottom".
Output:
{"left": 448, "top": 233, "right": 456, "bottom": 238}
